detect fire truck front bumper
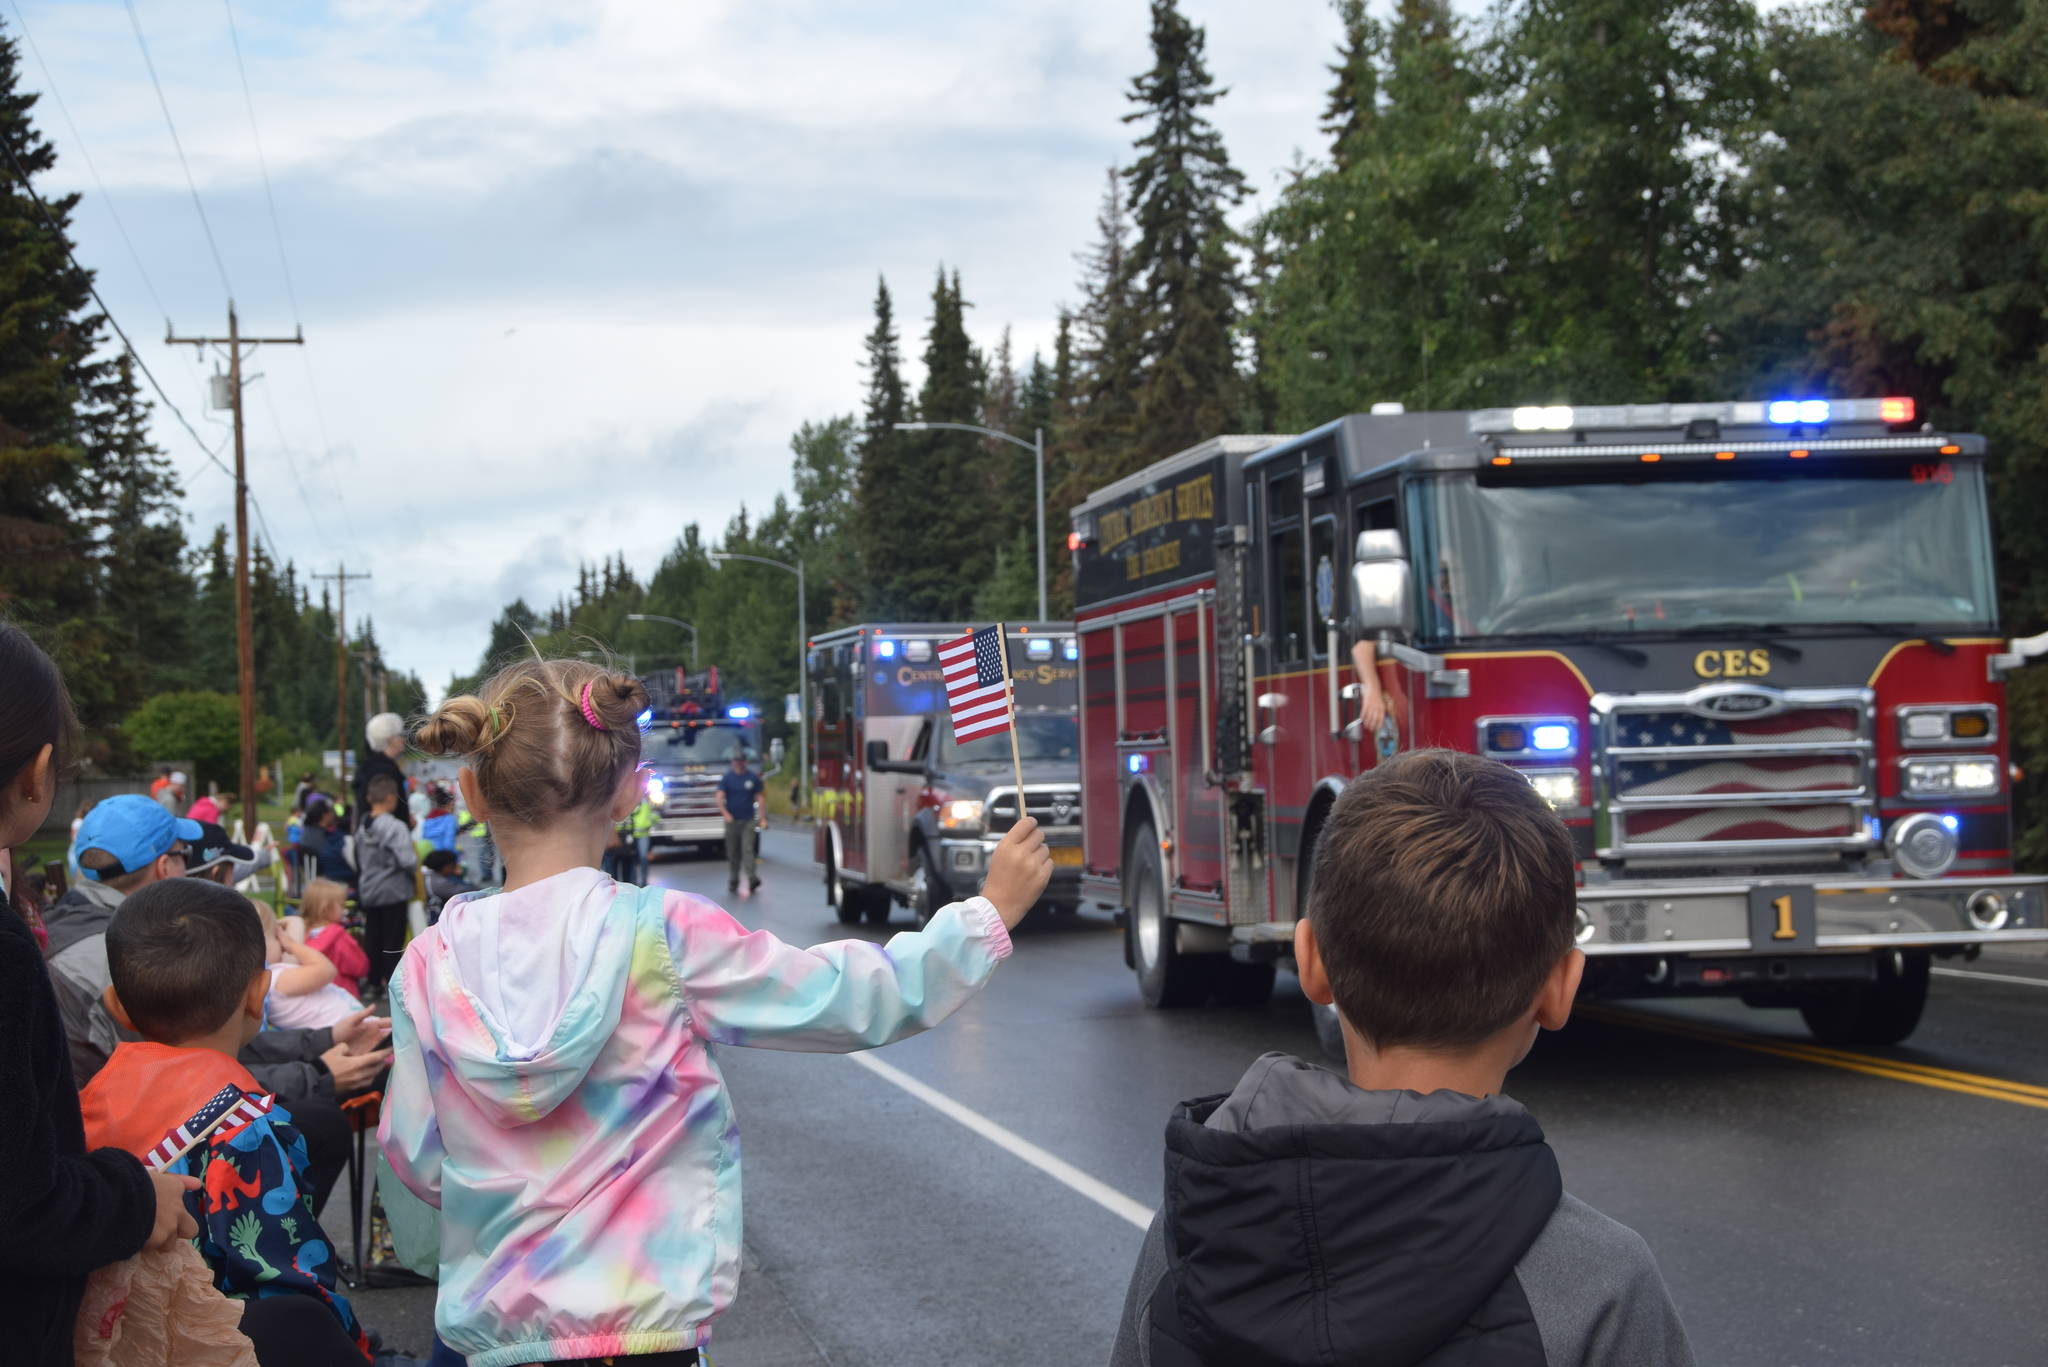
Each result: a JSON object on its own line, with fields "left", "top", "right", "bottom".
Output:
{"left": 652, "top": 816, "right": 726, "bottom": 843}
{"left": 1573, "top": 874, "right": 2048, "bottom": 957}
{"left": 936, "top": 835, "right": 1086, "bottom": 903}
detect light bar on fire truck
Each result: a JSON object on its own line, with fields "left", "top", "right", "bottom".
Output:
{"left": 1468, "top": 397, "right": 1915, "bottom": 435}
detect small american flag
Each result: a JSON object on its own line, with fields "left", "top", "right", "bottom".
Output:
{"left": 939, "top": 625, "right": 1014, "bottom": 743}
{"left": 146, "top": 1084, "right": 273, "bottom": 1171}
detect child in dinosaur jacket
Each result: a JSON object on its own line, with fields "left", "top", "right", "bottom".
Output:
{"left": 79, "top": 878, "right": 370, "bottom": 1366}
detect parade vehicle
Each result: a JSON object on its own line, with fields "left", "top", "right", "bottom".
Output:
{"left": 638, "top": 665, "right": 766, "bottom": 859}
{"left": 1068, "top": 399, "right": 2048, "bottom": 1047}
{"left": 809, "top": 622, "right": 1084, "bottom": 926}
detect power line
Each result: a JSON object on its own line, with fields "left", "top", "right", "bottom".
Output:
{"left": 0, "top": 137, "right": 231, "bottom": 481}
{"left": 257, "top": 380, "right": 334, "bottom": 552}
{"left": 7, "top": 0, "right": 171, "bottom": 321}
{"left": 220, "top": 0, "right": 299, "bottom": 326}
{"left": 122, "top": 0, "right": 234, "bottom": 298}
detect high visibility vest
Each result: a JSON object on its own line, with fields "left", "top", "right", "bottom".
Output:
{"left": 630, "top": 799, "right": 657, "bottom": 837}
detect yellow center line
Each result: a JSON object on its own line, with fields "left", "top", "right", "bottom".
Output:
{"left": 1578, "top": 1006, "right": 2048, "bottom": 1111}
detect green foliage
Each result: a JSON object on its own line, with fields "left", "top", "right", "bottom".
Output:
{"left": 125, "top": 692, "right": 290, "bottom": 796}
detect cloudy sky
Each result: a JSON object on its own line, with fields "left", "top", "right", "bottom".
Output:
{"left": 16, "top": 0, "right": 1387, "bottom": 694}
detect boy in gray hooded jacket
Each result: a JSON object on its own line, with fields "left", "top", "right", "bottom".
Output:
{"left": 1110, "top": 749, "right": 1694, "bottom": 1367}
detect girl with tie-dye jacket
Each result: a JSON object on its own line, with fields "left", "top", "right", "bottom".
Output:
{"left": 378, "top": 659, "right": 1052, "bottom": 1367}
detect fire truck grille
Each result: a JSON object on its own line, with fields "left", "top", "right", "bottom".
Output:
{"left": 1597, "top": 690, "right": 1874, "bottom": 862}
{"left": 987, "top": 788, "right": 1082, "bottom": 836}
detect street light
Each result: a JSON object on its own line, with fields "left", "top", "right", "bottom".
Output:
{"left": 626, "top": 613, "right": 698, "bottom": 669}
{"left": 707, "top": 551, "right": 808, "bottom": 813}
{"left": 894, "top": 421, "right": 1046, "bottom": 621}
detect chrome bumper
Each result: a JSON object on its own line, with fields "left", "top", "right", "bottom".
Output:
{"left": 1575, "top": 874, "right": 2048, "bottom": 956}
{"left": 937, "top": 835, "right": 1084, "bottom": 896}
{"left": 653, "top": 817, "right": 725, "bottom": 842}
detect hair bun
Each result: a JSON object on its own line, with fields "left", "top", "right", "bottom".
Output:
{"left": 591, "top": 671, "right": 649, "bottom": 731}
{"left": 415, "top": 696, "right": 493, "bottom": 756}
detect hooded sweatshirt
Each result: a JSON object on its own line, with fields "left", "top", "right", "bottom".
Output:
{"left": 1111, "top": 1053, "right": 1694, "bottom": 1367}
{"left": 379, "top": 867, "right": 1012, "bottom": 1367}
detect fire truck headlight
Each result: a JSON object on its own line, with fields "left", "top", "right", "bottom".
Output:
{"left": 938, "top": 799, "right": 985, "bottom": 832}
{"left": 1525, "top": 771, "right": 1579, "bottom": 809}
{"left": 646, "top": 777, "right": 666, "bottom": 805}
{"left": 1902, "top": 757, "right": 1999, "bottom": 798}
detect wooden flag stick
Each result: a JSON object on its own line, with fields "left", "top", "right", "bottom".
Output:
{"left": 997, "top": 622, "right": 1026, "bottom": 819}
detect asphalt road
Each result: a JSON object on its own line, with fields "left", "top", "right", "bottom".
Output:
{"left": 351, "top": 829, "right": 2048, "bottom": 1366}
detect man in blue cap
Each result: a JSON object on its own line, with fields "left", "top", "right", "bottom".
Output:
{"left": 45, "top": 796, "right": 201, "bottom": 1014}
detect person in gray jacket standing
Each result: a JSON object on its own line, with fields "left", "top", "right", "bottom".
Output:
{"left": 1111, "top": 751, "right": 1694, "bottom": 1367}
{"left": 355, "top": 772, "right": 419, "bottom": 994}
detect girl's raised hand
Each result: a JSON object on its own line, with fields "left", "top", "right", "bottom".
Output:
{"left": 979, "top": 816, "right": 1054, "bottom": 930}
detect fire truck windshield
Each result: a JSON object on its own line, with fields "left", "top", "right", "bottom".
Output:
{"left": 661, "top": 724, "right": 750, "bottom": 762}
{"left": 937, "top": 714, "right": 1080, "bottom": 767}
{"left": 1413, "top": 460, "right": 1996, "bottom": 641}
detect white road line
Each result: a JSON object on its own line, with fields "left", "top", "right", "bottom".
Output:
{"left": 1932, "top": 966, "right": 2048, "bottom": 989}
{"left": 848, "top": 1051, "right": 1154, "bottom": 1231}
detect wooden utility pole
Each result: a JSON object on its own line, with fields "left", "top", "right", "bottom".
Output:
{"left": 168, "top": 304, "right": 303, "bottom": 829}
{"left": 313, "top": 565, "right": 371, "bottom": 795}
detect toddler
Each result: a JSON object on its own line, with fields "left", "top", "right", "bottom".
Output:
{"left": 262, "top": 904, "right": 366, "bottom": 1030}
{"left": 379, "top": 659, "right": 1050, "bottom": 1366}
{"left": 301, "top": 879, "right": 371, "bottom": 998}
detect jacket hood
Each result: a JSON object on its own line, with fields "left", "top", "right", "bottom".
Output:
{"left": 1162, "top": 1053, "right": 1561, "bottom": 1367}
{"left": 407, "top": 867, "right": 640, "bottom": 1126}
{"left": 44, "top": 880, "right": 125, "bottom": 960}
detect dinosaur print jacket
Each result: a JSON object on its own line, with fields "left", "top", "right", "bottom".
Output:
{"left": 80, "top": 1041, "right": 368, "bottom": 1358}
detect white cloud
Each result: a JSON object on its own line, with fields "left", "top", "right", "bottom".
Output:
{"left": 20, "top": 0, "right": 1346, "bottom": 696}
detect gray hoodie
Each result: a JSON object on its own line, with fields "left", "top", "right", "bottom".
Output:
{"left": 1110, "top": 1052, "right": 1695, "bottom": 1367}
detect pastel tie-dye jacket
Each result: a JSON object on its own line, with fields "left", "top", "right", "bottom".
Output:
{"left": 377, "top": 867, "right": 1012, "bottom": 1367}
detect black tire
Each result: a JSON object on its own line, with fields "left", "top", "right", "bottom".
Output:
{"left": 829, "top": 854, "right": 863, "bottom": 925}
{"left": 910, "top": 844, "right": 945, "bottom": 928}
{"left": 1128, "top": 822, "right": 1209, "bottom": 1008}
{"left": 863, "top": 884, "right": 895, "bottom": 927}
{"left": 1797, "top": 950, "right": 1931, "bottom": 1046}
{"left": 1216, "top": 959, "right": 1276, "bottom": 1007}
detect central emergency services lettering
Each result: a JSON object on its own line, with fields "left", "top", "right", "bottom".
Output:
{"left": 1097, "top": 473, "right": 1214, "bottom": 553}
{"left": 1694, "top": 648, "right": 1772, "bottom": 678}
{"left": 1124, "top": 541, "right": 1183, "bottom": 580}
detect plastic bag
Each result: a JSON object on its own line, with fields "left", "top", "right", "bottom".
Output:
{"left": 75, "top": 1239, "right": 258, "bottom": 1367}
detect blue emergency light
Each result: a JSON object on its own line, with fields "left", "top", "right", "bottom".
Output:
{"left": 875, "top": 640, "right": 898, "bottom": 659}
{"left": 1767, "top": 399, "right": 1831, "bottom": 425}
{"left": 1531, "top": 724, "right": 1574, "bottom": 752}
{"left": 728, "top": 704, "right": 753, "bottom": 720}
{"left": 1127, "top": 753, "right": 1149, "bottom": 774}
{"left": 1063, "top": 639, "right": 1080, "bottom": 661}
{"left": 635, "top": 707, "right": 654, "bottom": 732}
{"left": 1940, "top": 814, "right": 1960, "bottom": 833}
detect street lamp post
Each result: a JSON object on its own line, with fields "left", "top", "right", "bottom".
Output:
{"left": 625, "top": 613, "right": 699, "bottom": 669}
{"left": 894, "top": 421, "right": 1046, "bottom": 622}
{"left": 707, "top": 551, "right": 808, "bottom": 813}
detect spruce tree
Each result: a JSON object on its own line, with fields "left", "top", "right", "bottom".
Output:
{"left": 904, "top": 267, "right": 990, "bottom": 616}
{"left": 1066, "top": 168, "right": 1143, "bottom": 499}
{"left": 1322, "top": 0, "right": 1383, "bottom": 171}
{"left": 1120, "top": 0, "right": 1249, "bottom": 465}
{"left": 853, "top": 276, "right": 916, "bottom": 615}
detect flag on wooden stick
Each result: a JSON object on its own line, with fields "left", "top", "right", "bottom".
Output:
{"left": 939, "top": 625, "right": 1015, "bottom": 743}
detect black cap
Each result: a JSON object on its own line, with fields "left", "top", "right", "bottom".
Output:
{"left": 186, "top": 822, "right": 257, "bottom": 877}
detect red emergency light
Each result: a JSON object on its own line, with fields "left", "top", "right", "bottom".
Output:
{"left": 1880, "top": 397, "right": 1915, "bottom": 423}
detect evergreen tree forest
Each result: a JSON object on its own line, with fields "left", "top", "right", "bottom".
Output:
{"left": 0, "top": 21, "right": 423, "bottom": 781}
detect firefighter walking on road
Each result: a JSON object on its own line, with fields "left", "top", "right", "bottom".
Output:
{"left": 716, "top": 749, "right": 765, "bottom": 895}
{"left": 628, "top": 790, "right": 657, "bottom": 883}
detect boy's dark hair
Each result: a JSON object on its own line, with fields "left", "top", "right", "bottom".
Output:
{"left": 1307, "top": 749, "right": 1575, "bottom": 1050}
{"left": 304, "top": 798, "right": 333, "bottom": 827}
{"left": 366, "top": 774, "right": 400, "bottom": 805}
{"left": 424, "top": 849, "right": 461, "bottom": 873}
{"left": 106, "top": 877, "right": 266, "bottom": 1043}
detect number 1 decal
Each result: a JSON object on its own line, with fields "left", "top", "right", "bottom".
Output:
{"left": 1771, "top": 894, "right": 1796, "bottom": 940}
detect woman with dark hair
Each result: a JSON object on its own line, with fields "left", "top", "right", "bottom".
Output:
{"left": 0, "top": 621, "right": 199, "bottom": 1365}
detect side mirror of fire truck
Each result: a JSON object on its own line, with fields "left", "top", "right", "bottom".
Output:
{"left": 1350, "top": 528, "right": 1412, "bottom": 636}
{"left": 1990, "top": 628, "right": 2048, "bottom": 680}
{"left": 866, "top": 738, "right": 924, "bottom": 776}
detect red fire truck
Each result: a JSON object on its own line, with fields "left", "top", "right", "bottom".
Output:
{"left": 638, "top": 665, "right": 766, "bottom": 858}
{"left": 1069, "top": 400, "right": 2048, "bottom": 1047}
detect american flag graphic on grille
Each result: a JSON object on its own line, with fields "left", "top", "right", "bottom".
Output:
{"left": 1610, "top": 703, "right": 1864, "bottom": 847}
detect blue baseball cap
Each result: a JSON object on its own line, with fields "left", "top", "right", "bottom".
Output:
{"left": 75, "top": 795, "right": 202, "bottom": 882}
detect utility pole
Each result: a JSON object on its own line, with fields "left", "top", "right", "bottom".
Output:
{"left": 168, "top": 304, "right": 303, "bottom": 829}
{"left": 313, "top": 565, "right": 371, "bottom": 795}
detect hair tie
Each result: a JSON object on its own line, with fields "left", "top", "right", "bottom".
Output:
{"left": 486, "top": 704, "right": 504, "bottom": 737}
{"left": 578, "top": 681, "right": 609, "bottom": 731}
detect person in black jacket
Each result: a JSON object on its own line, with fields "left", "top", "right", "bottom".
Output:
{"left": 353, "top": 711, "right": 410, "bottom": 833}
{"left": 1111, "top": 750, "right": 1694, "bottom": 1367}
{"left": 0, "top": 621, "right": 198, "bottom": 1366}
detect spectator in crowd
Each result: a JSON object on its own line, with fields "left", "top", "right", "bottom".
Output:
{"left": 381, "top": 658, "right": 1048, "bottom": 1367}
{"left": 301, "top": 879, "right": 369, "bottom": 998}
{"left": 421, "top": 783, "right": 458, "bottom": 853}
{"left": 1109, "top": 749, "right": 1694, "bottom": 1367}
{"left": 354, "top": 713, "right": 408, "bottom": 834}
{"left": 1, "top": 621, "right": 199, "bottom": 1367}
{"left": 302, "top": 798, "right": 355, "bottom": 886}
{"left": 261, "top": 906, "right": 365, "bottom": 1030}
{"left": 715, "top": 747, "right": 765, "bottom": 895}
{"left": 82, "top": 878, "right": 373, "bottom": 1364}
{"left": 185, "top": 787, "right": 227, "bottom": 826}
{"left": 356, "top": 774, "right": 418, "bottom": 994}
{"left": 152, "top": 769, "right": 188, "bottom": 818}
{"left": 422, "top": 849, "right": 476, "bottom": 926}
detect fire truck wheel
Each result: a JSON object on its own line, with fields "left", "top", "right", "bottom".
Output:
{"left": 910, "top": 844, "right": 945, "bottom": 929}
{"left": 829, "top": 856, "right": 863, "bottom": 925}
{"left": 1128, "top": 822, "right": 1210, "bottom": 1008}
{"left": 1215, "top": 960, "right": 1275, "bottom": 1007}
{"left": 863, "top": 886, "right": 895, "bottom": 927}
{"left": 1796, "top": 949, "right": 1931, "bottom": 1046}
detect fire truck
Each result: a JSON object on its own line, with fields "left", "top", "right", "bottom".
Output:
{"left": 639, "top": 665, "right": 765, "bottom": 858}
{"left": 809, "top": 623, "right": 1084, "bottom": 926}
{"left": 1069, "top": 399, "right": 2048, "bottom": 1047}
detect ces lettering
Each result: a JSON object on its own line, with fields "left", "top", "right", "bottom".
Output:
{"left": 1693, "top": 648, "right": 1771, "bottom": 679}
